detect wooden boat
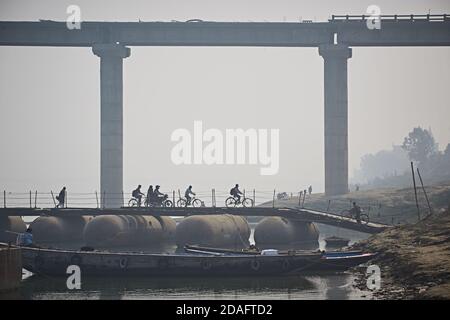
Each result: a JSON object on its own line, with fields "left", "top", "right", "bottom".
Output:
{"left": 184, "top": 244, "right": 259, "bottom": 255}
{"left": 16, "top": 244, "right": 376, "bottom": 277}
{"left": 183, "top": 244, "right": 374, "bottom": 269}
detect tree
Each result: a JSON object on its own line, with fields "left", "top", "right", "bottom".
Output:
{"left": 402, "top": 127, "right": 438, "bottom": 164}
{"left": 355, "top": 145, "right": 409, "bottom": 183}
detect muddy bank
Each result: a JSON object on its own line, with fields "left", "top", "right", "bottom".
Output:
{"left": 352, "top": 207, "right": 450, "bottom": 299}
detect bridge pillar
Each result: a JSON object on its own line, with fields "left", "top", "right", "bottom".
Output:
{"left": 319, "top": 44, "right": 352, "bottom": 196}
{"left": 92, "top": 44, "right": 130, "bottom": 208}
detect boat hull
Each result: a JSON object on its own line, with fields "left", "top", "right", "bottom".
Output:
{"left": 20, "top": 246, "right": 375, "bottom": 277}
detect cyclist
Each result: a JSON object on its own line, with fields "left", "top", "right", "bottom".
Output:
{"left": 230, "top": 184, "right": 243, "bottom": 204}
{"left": 185, "top": 185, "right": 196, "bottom": 205}
{"left": 153, "top": 185, "right": 165, "bottom": 205}
{"left": 146, "top": 185, "right": 154, "bottom": 206}
{"left": 349, "top": 202, "right": 362, "bottom": 224}
{"left": 132, "top": 185, "right": 145, "bottom": 206}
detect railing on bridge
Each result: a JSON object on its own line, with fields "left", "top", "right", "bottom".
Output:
{"left": 0, "top": 189, "right": 294, "bottom": 209}
{"left": 330, "top": 14, "right": 449, "bottom": 22}
{"left": 0, "top": 188, "right": 426, "bottom": 226}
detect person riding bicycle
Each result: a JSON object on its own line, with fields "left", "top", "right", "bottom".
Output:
{"left": 146, "top": 185, "right": 154, "bottom": 206}
{"left": 185, "top": 185, "right": 196, "bottom": 205}
{"left": 132, "top": 185, "right": 145, "bottom": 206}
{"left": 350, "top": 202, "right": 362, "bottom": 224}
{"left": 230, "top": 184, "right": 243, "bottom": 204}
{"left": 153, "top": 185, "right": 165, "bottom": 205}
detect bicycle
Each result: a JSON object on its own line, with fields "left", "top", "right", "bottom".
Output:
{"left": 225, "top": 195, "right": 254, "bottom": 208}
{"left": 340, "top": 208, "right": 370, "bottom": 225}
{"left": 177, "top": 196, "right": 204, "bottom": 208}
{"left": 128, "top": 196, "right": 146, "bottom": 207}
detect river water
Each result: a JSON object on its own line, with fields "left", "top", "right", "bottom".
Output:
{"left": 4, "top": 223, "right": 373, "bottom": 300}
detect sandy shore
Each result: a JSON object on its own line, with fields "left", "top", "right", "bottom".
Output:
{"left": 351, "top": 207, "right": 450, "bottom": 299}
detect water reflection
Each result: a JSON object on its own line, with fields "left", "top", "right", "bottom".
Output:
{"left": 17, "top": 273, "right": 367, "bottom": 300}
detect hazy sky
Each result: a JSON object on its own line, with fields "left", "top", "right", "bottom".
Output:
{"left": 0, "top": 0, "right": 449, "bottom": 200}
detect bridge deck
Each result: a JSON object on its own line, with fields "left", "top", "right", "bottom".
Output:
{"left": 0, "top": 206, "right": 389, "bottom": 234}
{"left": 1, "top": 18, "right": 450, "bottom": 47}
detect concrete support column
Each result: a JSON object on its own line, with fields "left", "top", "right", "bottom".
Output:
{"left": 92, "top": 44, "right": 130, "bottom": 208}
{"left": 319, "top": 44, "right": 352, "bottom": 196}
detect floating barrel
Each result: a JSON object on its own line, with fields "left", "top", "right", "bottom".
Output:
{"left": 176, "top": 214, "right": 250, "bottom": 249}
{"left": 0, "top": 216, "right": 26, "bottom": 243}
{"left": 157, "top": 216, "right": 176, "bottom": 242}
{"left": 30, "top": 216, "right": 92, "bottom": 244}
{"left": 254, "top": 217, "right": 319, "bottom": 249}
{"left": 83, "top": 215, "right": 175, "bottom": 247}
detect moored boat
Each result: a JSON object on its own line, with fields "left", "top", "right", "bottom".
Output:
{"left": 13, "top": 243, "right": 376, "bottom": 277}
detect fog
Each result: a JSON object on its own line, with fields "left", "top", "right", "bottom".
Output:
{"left": 0, "top": 0, "right": 449, "bottom": 197}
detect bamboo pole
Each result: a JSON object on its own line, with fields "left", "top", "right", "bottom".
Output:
{"left": 302, "top": 190, "right": 306, "bottom": 208}
{"left": 172, "top": 190, "right": 175, "bottom": 207}
{"left": 29, "top": 191, "right": 32, "bottom": 208}
{"left": 34, "top": 191, "right": 37, "bottom": 208}
{"left": 50, "top": 191, "right": 56, "bottom": 207}
{"left": 410, "top": 162, "right": 421, "bottom": 221}
{"left": 272, "top": 189, "right": 276, "bottom": 208}
{"left": 95, "top": 191, "right": 99, "bottom": 208}
{"left": 417, "top": 168, "right": 433, "bottom": 216}
{"left": 3, "top": 190, "right": 5, "bottom": 208}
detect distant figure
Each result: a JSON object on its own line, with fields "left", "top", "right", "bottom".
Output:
{"left": 56, "top": 186, "right": 66, "bottom": 208}
{"left": 355, "top": 185, "right": 360, "bottom": 192}
{"left": 350, "top": 202, "right": 362, "bottom": 224}
{"left": 153, "top": 185, "right": 165, "bottom": 203}
{"left": 18, "top": 228, "right": 33, "bottom": 246}
{"left": 146, "top": 185, "right": 154, "bottom": 206}
{"left": 132, "top": 185, "right": 145, "bottom": 206}
{"left": 304, "top": 189, "right": 307, "bottom": 197}
{"left": 308, "top": 185, "right": 312, "bottom": 195}
{"left": 230, "top": 184, "right": 243, "bottom": 203}
{"left": 185, "top": 185, "right": 196, "bottom": 205}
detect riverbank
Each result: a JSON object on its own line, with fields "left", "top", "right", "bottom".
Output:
{"left": 261, "top": 180, "right": 450, "bottom": 225}
{"left": 352, "top": 206, "right": 450, "bottom": 299}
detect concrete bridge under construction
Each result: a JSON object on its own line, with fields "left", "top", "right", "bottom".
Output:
{"left": 1, "top": 14, "right": 450, "bottom": 206}
{"left": 0, "top": 206, "right": 389, "bottom": 234}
